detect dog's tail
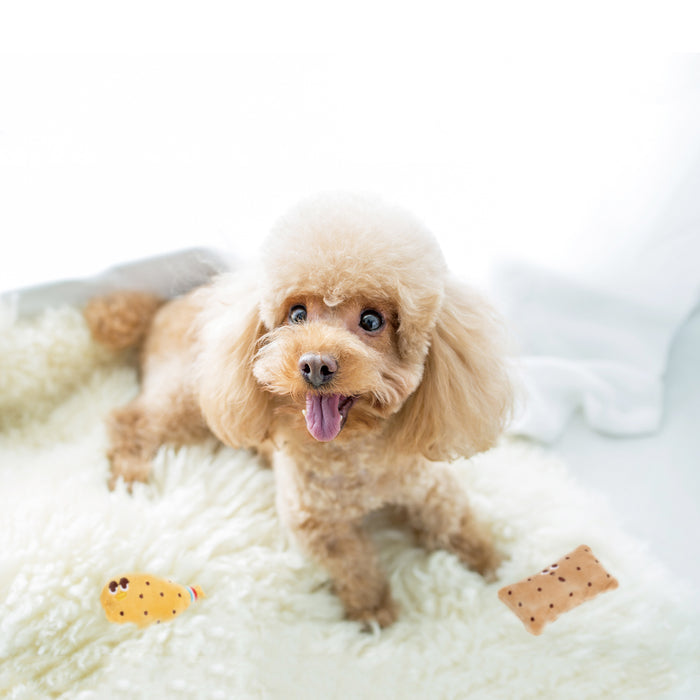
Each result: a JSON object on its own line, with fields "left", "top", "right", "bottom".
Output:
{"left": 83, "top": 291, "right": 165, "bottom": 351}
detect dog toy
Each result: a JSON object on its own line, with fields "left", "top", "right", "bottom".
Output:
{"left": 498, "top": 545, "right": 618, "bottom": 635}
{"left": 100, "top": 573, "right": 205, "bottom": 628}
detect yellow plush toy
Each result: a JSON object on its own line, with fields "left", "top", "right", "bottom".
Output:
{"left": 100, "top": 573, "right": 205, "bottom": 628}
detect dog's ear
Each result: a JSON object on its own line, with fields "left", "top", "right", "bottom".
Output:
{"left": 197, "top": 273, "right": 274, "bottom": 448}
{"left": 389, "top": 277, "right": 513, "bottom": 461}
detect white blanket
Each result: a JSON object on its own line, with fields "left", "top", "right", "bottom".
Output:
{"left": 497, "top": 154, "right": 700, "bottom": 442}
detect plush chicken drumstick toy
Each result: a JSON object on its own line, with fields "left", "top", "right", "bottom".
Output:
{"left": 100, "top": 573, "right": 205, "bottom": 628}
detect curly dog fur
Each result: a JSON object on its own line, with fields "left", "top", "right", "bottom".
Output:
{"left": 85, "top": 193, "right": 513, "bottom": 626}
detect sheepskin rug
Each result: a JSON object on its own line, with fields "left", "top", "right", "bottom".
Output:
{"left": 1, "top": 304, "right": 698, "bottom": 699}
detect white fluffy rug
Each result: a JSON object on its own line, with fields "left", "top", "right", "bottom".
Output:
{"left": 1, "top": 305, "right": 698, "bottom": 699}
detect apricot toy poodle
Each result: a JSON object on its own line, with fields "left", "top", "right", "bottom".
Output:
{"left": 85, "top": 193, "right": 513, "bottom": 627}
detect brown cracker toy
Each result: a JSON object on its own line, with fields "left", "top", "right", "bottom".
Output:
{"left": 498, "top": 545, "right": 619, "bottom": 635}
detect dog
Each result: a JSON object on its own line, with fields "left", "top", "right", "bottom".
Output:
{"left": 85, "top": 193, "right": 513, "bottom": 627}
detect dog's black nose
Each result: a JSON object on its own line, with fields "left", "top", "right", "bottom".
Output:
{"left": 299, "top": 353, "right": 338, "bottom": 388}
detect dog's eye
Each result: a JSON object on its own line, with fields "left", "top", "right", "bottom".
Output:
{"left": 359, "top": 310, "right": 384, "bottom": 333}
{"left": 289, "top": 305, "right": 307, "bottom": 324}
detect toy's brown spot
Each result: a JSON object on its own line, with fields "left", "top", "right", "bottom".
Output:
{"left": 144, "top": 611, "right": 148, "bottom": 616}
{"left": 537, "top": 588, "right": 542, "bottom": 592}
{"left": 508, "top": 591, "right": 512, "bottom": 595}
{"left": 146, "top": 581, "right": 150, "bottom": 586}
{"left": 120, "top": 611, "right": 124, "bottom": 616}
{"left": 549, "top": 572, "right": 555, "bottom": 576}
{"left": 549, "top": 604, "right": 554, "bottom": 608}
{"left": 160, "top": 592, "right": 164, "bottom": 597}
{"left": 172, "top": 610, "right": 176, "bottom": 615}
{"left": 530, "top": 617, "right": 535, "bottom": 622}
{"left": 569, "top": 592, "right": 574, "bottom": 597}
{"left": 178, "top": 593, "right": 182, "bottom": 598}
{"left": 588, "top": 582, "right": 592, "bottom": 587}
{"left": 565, "top": 557, "right": 570, "bottom": 560}
{"left": 518, "top": 602, "right": 522, "bottom": 607}
{"left": 139, "top": 594, "right": 143, "bottom": 599}
{"left": 558, "top": 577, "right": 566, "bottom": 582}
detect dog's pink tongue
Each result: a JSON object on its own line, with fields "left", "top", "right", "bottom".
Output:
{"left": 305, "top": 393, "right": 343, "bottom": 442}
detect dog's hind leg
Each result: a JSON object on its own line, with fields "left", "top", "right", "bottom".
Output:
{"left": 107, "top": 397, "right": 162, "bottom": 489}
{"left": 97, "top": 291, "right": 210, "bottom": 489}
{"left": 106, "top": 376, "right": 210, "bottom": 489}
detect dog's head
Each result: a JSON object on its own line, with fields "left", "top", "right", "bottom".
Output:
{"left": 198, "top": 193, "right": 512, "bottom": 460}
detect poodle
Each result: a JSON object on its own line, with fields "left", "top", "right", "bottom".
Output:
{"left": 84, "top": 193, "right": 513, "bottom": 627}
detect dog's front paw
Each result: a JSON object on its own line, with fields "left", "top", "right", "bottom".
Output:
{"left": 449, "top": 530, "right": 505, "bottom": 582}
{"left": 107, "top": 454, "right": 151, "bottom": 492}
{"left": 476, "top": 547, "right": 505, "bottom": 584}
{"left": 345, "top": 589, "right": 398, "bottom": 629}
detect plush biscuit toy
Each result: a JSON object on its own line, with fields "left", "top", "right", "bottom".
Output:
{"left": 498, "top": 545, "right": 618, "bottom": 635}
{"left": 100, "top": 573, "right": 205, "bottom": 628}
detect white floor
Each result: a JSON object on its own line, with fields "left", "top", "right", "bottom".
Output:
{"left": 552, "top": 304, "right": 700, "bottom": 699}
{"left": 552, "top": 304, "right": 700, "bottom": 592}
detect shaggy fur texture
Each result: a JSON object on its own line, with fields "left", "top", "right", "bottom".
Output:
{"left": 2, "top": 304, "right": 698, "bottom": 699}
{"left": 84, "top": 193, "right": 514, "bottom": 626}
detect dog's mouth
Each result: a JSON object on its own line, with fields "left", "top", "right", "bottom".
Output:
{"left": 303, "top": 393, "right": 356, "bottom": 442}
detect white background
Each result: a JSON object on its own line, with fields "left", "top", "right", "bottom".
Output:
{"left": 1, "top": 16, "right": 700, "bottom": 291}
